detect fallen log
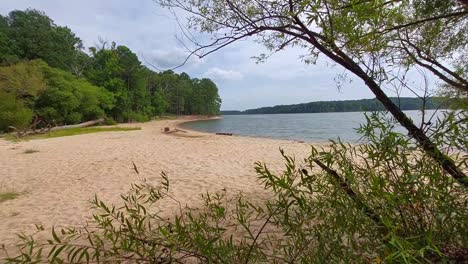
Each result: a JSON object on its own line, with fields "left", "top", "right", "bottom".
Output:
{"left": 10, "top": 118, "right": 105, "bottom": 138}
{"left": 49, "top": 118, "right": 105, "bottom": 131}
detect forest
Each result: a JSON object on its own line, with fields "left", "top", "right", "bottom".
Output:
{"left": 0, "top": 9, "right": 222, "bottom": 132}
{"left": 223, "top": 97, "right": 446, "bottom": 115}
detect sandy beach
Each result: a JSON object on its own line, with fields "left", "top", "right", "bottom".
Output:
{"left": 0, "top": 118, "right": 320, "bottom": 256}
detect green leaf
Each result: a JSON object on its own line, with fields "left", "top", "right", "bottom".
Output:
{"left": 51, "top": 227, "right": 61, "bottom": 243}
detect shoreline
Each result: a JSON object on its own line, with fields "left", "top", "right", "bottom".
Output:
{"left": 0, "top": 117, "right": 316, "bottom": 257}
{"left": 173, "top": 115, "right": 331, "bottom": 145}
{"left": 174, "top": 115, "right": 222, "bottom": 128}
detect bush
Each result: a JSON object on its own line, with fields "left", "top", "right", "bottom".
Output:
{"left": 103, "top": 117, "right": 117, "bottom": 126}
{"left": 125, "top": 111, "right": 150, "bottom": 123}
{"left": 0, "top": 60, "right": 115, "bottom": 128}
{"left": 4, "top": 112, "right": 467, "bottom": 263}
{"left": 0, "top": 60, "right": 47, "bottom": 103}
{"left": 34, "top": 62, "right": 115, "bottom": 125}
{"left": 0, "top": 92, "right": 33, "bottom": 132}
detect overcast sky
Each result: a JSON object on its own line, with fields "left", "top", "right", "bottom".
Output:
{"left": 1, "top": 0, "right": 424, "bottom": 110}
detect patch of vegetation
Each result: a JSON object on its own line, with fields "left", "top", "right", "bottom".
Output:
{"left": 4, "top": 126, "right": 140, "bottom": 141}
{"left": 23, "top": 149, "right": 39, "bottom": 154}
{"left": 0, "top": 191, "right": 20, "bottom": 203}
{"left": 154, "top": 114, "right": 178, "bottom": 120}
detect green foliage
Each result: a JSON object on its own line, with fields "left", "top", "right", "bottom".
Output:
{"left": 0, "top": 60, "right": 47, "bottom": 103}
{"left": 1, "top": 9, "right": 82, "bottom": 71}
{"left": 152, "top": 71, "right": 222, "bottom": 116}
{"left": 103, "top": 117, "right": 118, "bottom": 126}
{"left": 125, "top": 112, "right": 151, "bottom": 122}
{"left": 0, "top": 15, "right": 18, "bottom": 64}
{"left": 85, "top": 44, "right": 221, "bottom": 122}
{"left": 35, "top": 63, "right": 115, "bottom": 125}
{"left": 189, "top": 78, "right": 222, "bottom": 116}
{"left": 5, "top": 112, "right": 467, "bottom": 263}
{"left": 0, "top": 9, "right": 222, "bottom": 129}
{"left": 0, "top": 91, "right": 33, "bottom": 132}
{"left": 152, "top": 89, "right": 169, "bottom": 116}
{"left": 0, "top": 59, "right": 115, "bottom": 129}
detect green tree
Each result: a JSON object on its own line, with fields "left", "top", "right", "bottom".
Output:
{"left": 0, "top": 15, "right": 17, "bottom": 64}
{"left": 116, "top": 46, "right": 153, "bottom": 119}
{"left": 0, "top": 60, "right": 47, "bottom": 103}
{"left": 35, "top": 63, "right": 115, "bottom": 125}
{"left": 156, "top": 70, "right": 180, "bottom": 115}
{"left": 146, "top": 69, "right": 169, "bottom": 115}
{"left": 3, "top": 9, "right": 83, "bottom": 71}
{"left": 85, "top": 43, "right": 153, "bottom": 122}
{"left": 191, "top": 78, "right": 222, "bottom": 115}
{"left": 0, "top": 9, "right": 223, "bottom": 130}
{"left": 151, "top": 71, "right": 221, "bottom": 116}
{"left": 152, "top": 90, "right": 169, "bottom": 115}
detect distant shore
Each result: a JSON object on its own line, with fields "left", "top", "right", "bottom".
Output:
{"left": 0, "top": 117, "right": 317, "bottom": 257}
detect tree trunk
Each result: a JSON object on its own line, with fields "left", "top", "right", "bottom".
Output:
{"left": 293, "top": 18, "right": 468, "bottom": 187}
{"left": 358, "top": 72, "right": 468, "bottom": 187}
{"left": 49, "top": 118, "right": 105, "bottom": 131}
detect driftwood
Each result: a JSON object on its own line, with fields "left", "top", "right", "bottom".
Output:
{"left": 216, "top": 132, "right": 233, "bottom": 136}
{"left": 10, "top": 118, "right": 104, "bottom": 138}
{"left": 9, "top": 117, "right": 53, "bottom": 138}
{"left": 49, "top": 118, "right": 104, "bottom": 131}
{"left": 164, "top": 128, "right": 188, "bottom": 134}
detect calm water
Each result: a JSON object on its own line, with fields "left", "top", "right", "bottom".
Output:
{"left": 180, "top": 110, "right": 445, "bottom": 142}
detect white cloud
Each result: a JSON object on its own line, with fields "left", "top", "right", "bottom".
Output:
{"left": 204, "top": 67, "right": 244, "bottom": 81}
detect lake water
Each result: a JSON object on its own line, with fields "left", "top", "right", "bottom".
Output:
{"left": 180, "top": 110, "right": 445, "bottom": 142}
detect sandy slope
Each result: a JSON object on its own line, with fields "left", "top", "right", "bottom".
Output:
{"left": 0, "top": 118, "right": 323, "bottom": 256}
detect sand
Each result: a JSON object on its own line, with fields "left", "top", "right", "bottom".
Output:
{"left": 0, "top": 118, "right": 323, "bottom": 256}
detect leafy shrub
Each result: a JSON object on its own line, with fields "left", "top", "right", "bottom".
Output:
{"left": 0, "top": 60, "right": 115, "bottom": 129}
{"left": 0, "top": 92, "right": 33, "bottom": 132}
{"left": 126, "top": 111, "right": 150, "bottom": 123}
{"left": 4, "top": 112, "right": 467, "bottom": 263}
{"left": 34, "top": 61, "right": 115, "bottom": 125}
{"left": 0, "top": 60, "right": 47, "bottom": 103}
{"left": 103, "top": 117, "right": 117, "bottom": 126}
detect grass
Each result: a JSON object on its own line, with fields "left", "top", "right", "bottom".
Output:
{"left": 4, "top": 126, "right": 141, "bottom": 141}
{"left": 0, "top": 191, "right": 20, "bottom": 203}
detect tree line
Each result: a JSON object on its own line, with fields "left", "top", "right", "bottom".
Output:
{"left": 0, "top": 9, "right": 221, "bottom": 132}
{"left": 222, "top": 97, "right": 446, "bottom": 115}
